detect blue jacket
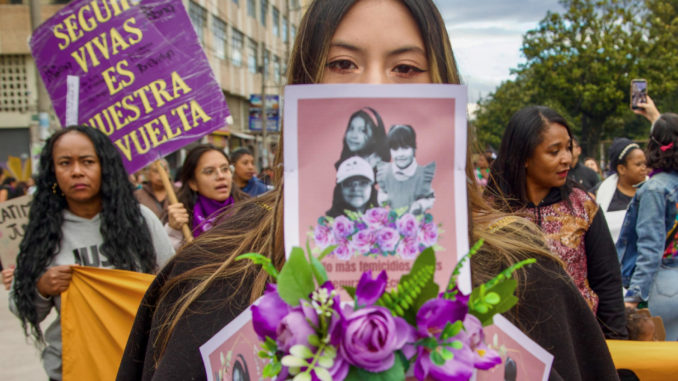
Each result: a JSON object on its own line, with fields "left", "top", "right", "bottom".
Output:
{"left": 616, "top": 171, "right": 678, "bottom": 301}
{"left": 242, "top": 176, "right": 270, "bottom": 197}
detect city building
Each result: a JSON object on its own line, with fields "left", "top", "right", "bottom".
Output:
{"left": 0, "top": 0, "right": 304, "bottom": 175}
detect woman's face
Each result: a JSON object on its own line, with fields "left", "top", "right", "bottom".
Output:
{"left": 525, "top": 123, "right": 572, "bottom": 192}
{"left": 322, "top": 0, "right": 431, "bottom": 84}
{"left": 234, "top": 153, "right": 256, "bottom": 182}
{"left": 341, "top": 176, "right": 373, "bottom": 209}
{"left": 189, "top": 150, "right": 232, "bottom": 201}
{"left": 346, "top": 116, "right": 371, "bottom": 152}
{"left": 391, "top": 146, "right": 415, "bottom": 170}
{"left": 52, "top": 131, "right": 102, "bottom": 208}
{"left": 619, "top": 148, "right": 647, "bottom": 185}
{"left": 584, "top": 158, "right": 599, "bottom": 173}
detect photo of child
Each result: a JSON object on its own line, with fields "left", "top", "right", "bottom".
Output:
{"left": 377, "top": 124, "right": 436, "bottom": 215}
{"left": 327, "top": 156, "right": 379, "bottom": 217}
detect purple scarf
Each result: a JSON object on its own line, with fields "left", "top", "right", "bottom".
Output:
{"left": 192, "top": 194, "right": 234, "bottom": 238}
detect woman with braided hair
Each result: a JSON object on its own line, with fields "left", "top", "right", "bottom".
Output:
{"left": 9, "top": 125, "right": 174, "bottom": 381}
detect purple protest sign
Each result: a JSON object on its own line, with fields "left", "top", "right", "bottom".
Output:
{"left": 30, "top": 0, "right": 230, "bottom": 174}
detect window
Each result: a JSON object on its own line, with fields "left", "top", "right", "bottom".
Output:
{"left": 282, "top": 16, "right": 288, "bottom": 43}
{"left": 272, "top": 7, "right": 280, "bottom": 37}
{"left": 231, "top": 29, "right": 244, "bottom": 67}
{"left": 291, "top": 25, "right": 297, "bottom": 42}
{"left": 273, "top": 55, "right": 281, "bottom": 83}
{"left": 211, "top": 16, "right": 227, "bottom": 60}
{"left": 188, "top": 2, "right": 207, "bottom": 45}
{"left": 0, "top": 55, "right": 29, "bottom": 112}
{"left": 247, "top": 38, "right": 258, "bottom": 74}
{"left": 247, "top": 0, "right": 255, "bottom": 18}
{"left": 232, "top": 0, "right": 238, "bottom": 4}
{"left": 264, "top": 49, "right": 270, "bottom": 77}
{"left": 260, "top": 0, "right": 268, "bottom": 26}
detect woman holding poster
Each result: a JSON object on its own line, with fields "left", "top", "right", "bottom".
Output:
{"left": 9, "top": 125, "right": 174, "bottom": 381}
{"left": 166, "top": 144, "right": 248, "bottom": 248}
{"left": 118, "top": 1, "right": 619, "bottom": 380}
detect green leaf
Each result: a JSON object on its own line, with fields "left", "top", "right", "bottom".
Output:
{"left": 344, "top": 356, "right": 406, "bottom": 381}
{"left": 277, "top": 247, "right": 315, "bottom": 306}
{"left": 293, "top": 372, "right": 312, "bottom": 381}
{"left": 235, "top": 252, "right": 279, "bottom": 279}
{"left": 430, "top": 350, "right": 445, "bottom": 366}
{"left": 315, "top": 367, "right": 332, "bottom": 381}
{"left": 290, "top": 344, "right": 314, "bottom": 359}
{"left": 308, "top": 334, "right": 320, "bottom": 347}
{"left": 263, "top": 361, "right": 282, "bottom": 377}
{"left": 343, "top": 286, "right": 356, "bottom": 299}
{"left": 440, "top": 321, "right": 463, "bottom": 340}
{"left": 469, "top": 278, "right": 518, "bottom": 326}
{"left": 318, "top": 245, "right": 337, "bottom": 261}
{"left": 281, "top": 355, "right": 308, "bottom": 368}
{"left": 391, "top": 247, "right": 438, "bottom": 324}
{"left": 440, "top": 347, "right": 455, "bottom": 361}
{"left": 447, "top": 239, "right": 484, "bottom": 292}
{"left": 484, "top": 292, "right": 501, "bottom": 305}
{"left": 309, "top": 252, "right": 329, "bottom": 285}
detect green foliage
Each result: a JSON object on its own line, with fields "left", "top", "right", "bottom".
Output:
{"left": 376, "top": 247, "right": 438, "bottom": 324}
{"left": 234, "top": 253, "right": 279, "bottom": 279}
{"left": 344, "top": 354, "right": 406, "bottom": 381}
{"left": 276, "top": 247, "right": 315, "bottom": 306}
{"left": 474, "top": 0, "right": 678, "bottom": 157}
{"left": 469, "top": 258, "right": 536, "bottom": 326}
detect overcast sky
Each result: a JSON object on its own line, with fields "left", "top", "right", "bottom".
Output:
{"left": 435, "top": 0, "right": 563, "bottom": 103}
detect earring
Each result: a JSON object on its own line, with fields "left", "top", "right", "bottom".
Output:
{"left": 52, "top": 183, "right": 58, "bottom": 194}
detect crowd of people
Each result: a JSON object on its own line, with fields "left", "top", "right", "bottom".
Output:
{"left": 2, "top": 1, "right": 676, "bottom": 380}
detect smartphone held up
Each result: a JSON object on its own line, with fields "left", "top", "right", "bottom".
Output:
{"left": 631, "top": 79, "right": 647, "bottom": 110}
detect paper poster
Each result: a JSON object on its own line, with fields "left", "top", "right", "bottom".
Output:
{"left": 475, "top": 314, "right": 553, "bottom": 381}
{"left": 200, "top": 306, "right": 266, "bottom": 381}
{"left": 0, "top": 195, "right": 32, "bottom": 268}
{"left": 30, "top": 0, "right": 230, "bottom": 174}
{"left": 283, "top": 84, "right": 470, "bottom": 294}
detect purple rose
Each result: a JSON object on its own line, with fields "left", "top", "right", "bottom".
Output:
{"left": 417, "top": 222, "right": 438, "bottom": 248}
{"left": 413, "top": 343, "right": 474, "bottom": 381}
{"left": 363, "top": 207, "right": 389, "bottom": 228}
{"left": 340, "top": 305, "right": 414, "bottom": 373}
{"left": 349, "top": 229, "right": 376, "bottom": 256}
{"left": 464, "top": 314, "right": 501, "bottom": 370}
{"left": 327, "top": 353, "right": 349, "bottom": 380}
{"left": 314, "top": 224, "right": 335, "bottom": 249}
{"left": 276, "top": 308, "right": 316, "bottom": 352}
{"left": 396, "top": 236, "right": 419, "bottom": 259}
{"left": 332, "top": 215, "right": 355, "bottom": 240}
{"left": 376, "top": 227, "right": 400, "bottom": 252}
{"left": 396, "top": 213, "right": 418, "bottom": 238}
{"left": 333, "top": 239, "right": 352, "bottom": 260}
{"left": 416, "top": 294, "right": 469, "bottom": 338}
{"left": 355, "top": 270, "right": 387, "bottom": 307}
{"left": 251, "top": 284, "right": 290, "bottom": 341}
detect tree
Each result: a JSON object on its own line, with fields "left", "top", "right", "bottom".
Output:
{"left": 474, "top": 0, "right": 678, "bottom": 156}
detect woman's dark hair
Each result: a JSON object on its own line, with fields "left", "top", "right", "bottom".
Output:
{"left": 388, "top": 124, "right": 417, "bottom": 150}
{"left": 608, "top": 138, "right": 641, "bottom": 173}
{"left": 326, "top": 180, "right": 378, "bottom": 217}
{"left": 647, "top": 113, "right": 678, "bottom": 172}
{"left": 486, "top": 105, "right": 573, "bottom": 210}
{"left": 12, "top": 125, "right": 158, "bottom": 343}
{"left": 2, "top": 176, "right": 16, "bottom": 186}
{"left": 335, "top": 107, "right": 390, "bottom": 168}
{"left": 230, "top": 147, "right": 254, "bottom": 166}
{"left": 176, "top": 144, "right": 247, "bottom": 228}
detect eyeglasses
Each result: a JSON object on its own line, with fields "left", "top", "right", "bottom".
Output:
{"left": 200, "top": 166, "right": 231, "bottom": 178}
{"left": 341, "top": 178, "right": 372, "bottom": 189}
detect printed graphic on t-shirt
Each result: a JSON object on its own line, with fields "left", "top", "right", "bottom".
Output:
{"left": 73, "top": 245, "right": 111, "bottom": 267}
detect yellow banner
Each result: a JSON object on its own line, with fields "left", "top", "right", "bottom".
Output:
{"left": 607, "top": 339, "right": 678, "bottom": 381}
{"left": 61, "top": 266, "right": 154, "bottom": 381}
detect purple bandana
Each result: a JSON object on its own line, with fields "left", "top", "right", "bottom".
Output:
{"left": 192, "top": 194, "right": 234, "bottom": 237}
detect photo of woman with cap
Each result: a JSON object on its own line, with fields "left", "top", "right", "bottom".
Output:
{"left": 377, "top": 124, "right": 436, "bottom": 215}
{"left": 335, "top": 107, "right": 390, "bottom": 169}
{"left": 327, "top": 156, "right": 378, "bottom": 217}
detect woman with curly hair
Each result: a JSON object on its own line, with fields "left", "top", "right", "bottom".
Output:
{"left": 618, "top": 112, "right": 678, "bottom": 340}
{"left": 9, "top": 125, "right": 174, "bottom": 381}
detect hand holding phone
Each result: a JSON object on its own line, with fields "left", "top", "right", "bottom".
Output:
{"left": 631, "top": 79, "right": 647, "bottom": 110}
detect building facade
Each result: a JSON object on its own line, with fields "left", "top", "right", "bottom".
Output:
{"left": 0, "top": 0, "right": 303, "bottom": 174}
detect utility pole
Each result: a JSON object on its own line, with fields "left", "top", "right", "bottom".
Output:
{"left": 261, "top": 42, "right": 268, "bottom": 168}
{"left": 29, "top": 0, "right": 52, "bottom": 143}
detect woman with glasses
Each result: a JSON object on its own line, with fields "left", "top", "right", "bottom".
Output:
{"left": 166, "top": 144, "right": 248, "bottom": 248}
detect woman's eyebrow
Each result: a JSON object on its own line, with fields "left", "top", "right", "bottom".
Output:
{"left": 387, "top": 46, "right": 427, "bottom": 57}
{"left": 329, "top": 41, "right": 363, "bottom": 53}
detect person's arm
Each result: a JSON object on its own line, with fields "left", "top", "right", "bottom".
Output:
{"left": 633, "top": 95, "right": 660, "bottom": 124}
{"left": 584, "top": 209, "right": 629, "bottom": 339}
{"left": 625, "top": 184, "right": 667, "bottom": 303}
{"left": 2, "top": 266, "right": 14, "bottom": 290}
{"left": 0, "top": 188, "right": 8, "bottom": 202}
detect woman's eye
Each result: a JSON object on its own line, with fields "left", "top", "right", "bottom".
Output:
{"left": 327, "top": 59, "right": 358, "bottom": 72}
{"left": 393, "top": 64, "right": 425, "bottom": 76}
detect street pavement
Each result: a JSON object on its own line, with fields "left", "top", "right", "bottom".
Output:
{"left": 0, "top": 288, "right": 55, "bottom": 380}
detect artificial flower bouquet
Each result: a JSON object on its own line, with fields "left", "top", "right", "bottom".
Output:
{"left": 313, "top": 207, "right": 441, "bottom": 260}
{"left": 237, "top": 241, "right": 534, "bottom": 381}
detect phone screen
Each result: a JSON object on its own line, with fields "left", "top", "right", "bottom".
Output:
{"left": 631, "top": 80, "right": 647, "bottom": 109}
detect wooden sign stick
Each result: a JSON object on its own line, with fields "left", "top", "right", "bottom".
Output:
{"left": 153, "top": 160, "right": 193, "bottom": 243}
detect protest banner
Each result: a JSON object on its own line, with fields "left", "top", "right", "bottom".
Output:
{"left": 0, "top": 195, "right": 32, "bottom": 268}
{"left": 30, "top": 0, "right": 231, "bottom": 174}
{"left": 283, "top": 84, "right": 470, "bottom": 294}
